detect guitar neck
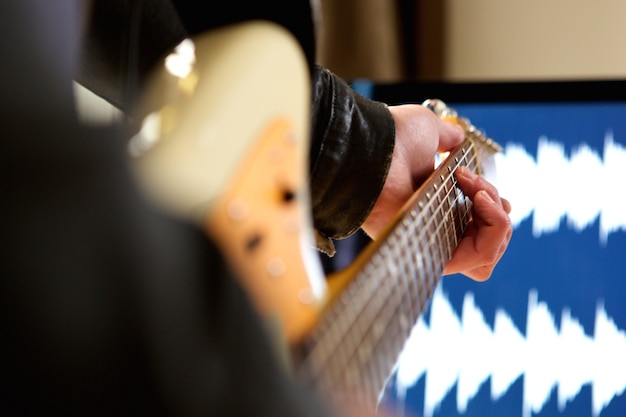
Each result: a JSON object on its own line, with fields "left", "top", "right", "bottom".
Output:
{"left": 129, "top": 25, "right": 502, "bottom": 414}
{"left": 294, "top": 132, "right": 497, "bottom": 407}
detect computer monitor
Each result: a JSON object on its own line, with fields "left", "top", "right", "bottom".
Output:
{"left": 361, "top": 80, "right": 626, "bottom": 417}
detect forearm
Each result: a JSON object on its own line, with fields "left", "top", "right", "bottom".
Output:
{"left": 309, "top": 65, "right": 395, "bottom": 255}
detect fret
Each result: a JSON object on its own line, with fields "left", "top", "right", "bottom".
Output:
{"left": 305, "top": 269, "right": 380, "bottom": 385}
{"left": 444, "top": 181, "right": 458, "bottom": 253}
{"left": 441, "top": 176, "right": 458, "bottom": 254}
{"left": 401, "top": 223, "right": 420, "bottom": 324}
{"left": 338, "top": 288, "right": 407, "bottom": 402}
{"left": 312, "top": 245, "right": 404, "bottom": 395}
{"left": 388, "top": 235, "right": 416, "bottom": 340}
{"left": 361, "top": 255, "right": 396, "bottom": 332}
{"left": 414, "top": 225, "right": 430, "bottom": 312}
{"left": 430, "top": 189, "right": 448, "bottom": 269}
{"left": 406, "top": 201, "right": 428, "bottom": 319}
{"left": 452, "top": 187, "right": 466, "bottom": 246}
{"left": 434, "top": 183, "right": 451, "bottom": 260}
{"left": 445, "top": 180, "right": 460, "bottom": 248}
{"left": 401, "top": 215, "right": 422, "bottom": 324}
{"left": 436, "top": 187, "right": 451, "bottom": 259}
{"left": 295, "top": 103, "right": 501, "bottom": 410}
{"left": 416, "top": 231, "right": 435, "bottom": 318}
{"left": 426, "top": 203, "right": 445, "bottom": 277}
{"left": 316, "top": 261, "right": 391, "bottom": 383}
{"left": 442, "top": 174, "right": 460, "bottom": 251}
{"left": 419, "top": 198, "right": 438, "bottom": 273}
{"left": 379, "top": 259, "right": 414, "bottom": 365}
{"left": 395, "top": 245, "right": 413, "bottom": 325}
{"left": 365, "top": 326, "right": 391, "bottom": 397}
{"left": 331, "top": 301, "right": 383, "bottom": 394}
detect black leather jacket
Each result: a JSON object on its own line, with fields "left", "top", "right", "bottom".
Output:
{"left": 77, "top": 0, "right": 396, "bottom": 255}
{"left": 309, "top": 66, "right": 394, "bottom": 254}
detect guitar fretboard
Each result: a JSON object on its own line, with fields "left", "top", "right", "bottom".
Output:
{"left": 295, "top": 139, "right": 481, "bottom": 408}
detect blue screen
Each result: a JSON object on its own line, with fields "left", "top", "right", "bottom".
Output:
{"left": 379, "top": 100, "right": 626, "bottom": 417}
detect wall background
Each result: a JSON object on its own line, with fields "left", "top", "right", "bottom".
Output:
{"left": 444, "top": 0, "right": 626, "bottom": 81}
{"left": 317, "top": 0, "right": 626, "bottom": 82}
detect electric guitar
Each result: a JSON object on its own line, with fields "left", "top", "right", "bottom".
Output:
{"left": 129, "top": 21, "right": 501, "bottom": 411}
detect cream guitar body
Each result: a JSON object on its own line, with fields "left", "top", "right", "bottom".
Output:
{"left": 129, "top": 21, "right": 327, "bottom": 348}
{"left": 129, "top": 21, "right": 501, "bottom": 411}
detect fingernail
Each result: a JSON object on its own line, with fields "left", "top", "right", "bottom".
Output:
{"left": 457, "top": 166, "right": 476, "bottom": 180}
{"left": 479, "top": 189, "right": 494, "bottom": 204}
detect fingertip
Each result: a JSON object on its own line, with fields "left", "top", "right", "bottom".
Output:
{"left": 448, "top": 122, "right": 465, "bottom": 144}
{"left": 453, "top": 122, "right": 465, "bottom": 140}
{"left": 474, "top": 189, "right": 503, "bottom": 223}
{"left": 477, "top": 189, "right": 494, "bottom": 205}
{"left": 501, "top": 197, "right": 512, "bottom": 214}
{"left": 439, "top": 119, "right": 465, "bottom": 150}
{"left": 456, "top": 165, "right": 477, "bottom": 181}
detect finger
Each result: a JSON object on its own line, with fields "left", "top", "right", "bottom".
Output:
{"left": 455, "top": 167, "right": 512, "bottom": 229}
{"left": 458, "top": 225, "right": 512, "bottom": 281}
{"left": 443, "top": 189, "right": 512, "bottom": 281}
{"left": 437, "top": 118, "right": 465, "bottom": 152}
{"left": 473, "top": 190, "right": 513, "bottom": 244}
{"left": 469, "top": 190, "right": 512, "bottom": 279}
{"left": 501, "top": 197, "right": 512, "bottom": 214}
{"left": 455, "top": 166, "right": 503, "bottom": 209}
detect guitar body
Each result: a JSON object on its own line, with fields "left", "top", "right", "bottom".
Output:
{"left": 130, "top": 21, "right": 327, "bottom": 347}
{"left": 129, "top": 21, "right": 501, "bottom": 411}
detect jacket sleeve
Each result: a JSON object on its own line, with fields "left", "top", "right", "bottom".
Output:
{"left": 309, "top": 65, "right": 396, "bottom": 255}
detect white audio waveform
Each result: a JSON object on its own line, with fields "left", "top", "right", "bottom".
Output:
{"left": 393, "top": 286, "right": 626, "bottom": 417}
{"left": 491, "top": 131, "right": 626, "bottom": 244}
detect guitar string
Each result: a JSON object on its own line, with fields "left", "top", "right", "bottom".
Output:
{"left": 301, "top": 147, "right": 477, "bottom": 394}
{"left": 373, "top": 139, "right": 485, "bottom": 371}
{"left": 300, "top": 145, "right": 475, "bottom": 396}
{"left": 314, "top": 151, "right": 476, "bottom": 392}
{"left": 333, "top": 150, "right": 476, "bottom": 395}
{"left": 336, "top": 120, "right": 500, "bottom": 403}
{"left": 320, "top": 162, "right": 474, "bottom": 403}
{"left": 355, "top": 154, "right": 474, "bottom": 401}
{"left": 380, "top": 150, "right": 476, "bottom": 361}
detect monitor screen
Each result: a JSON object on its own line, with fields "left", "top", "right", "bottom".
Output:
{"left": 353, "top": 80, "right": 626, "bottom": 417}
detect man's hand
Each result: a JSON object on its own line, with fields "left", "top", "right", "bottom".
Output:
{"left": 362, "top": 104, "right": 465, "bottom": 237}
{"left": 362, "top": 103, "right": 512, "bottom": 282}
{"left": 444, "top": 166, "right": 512, "bottom": 281}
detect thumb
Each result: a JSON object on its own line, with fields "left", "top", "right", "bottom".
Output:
{"left": 437, "top": 118, "right": 464, "bottom": 152}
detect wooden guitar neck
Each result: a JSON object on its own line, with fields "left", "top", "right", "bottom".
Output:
{"left": 293, "top": 104, "right": 502, "bottom": 408}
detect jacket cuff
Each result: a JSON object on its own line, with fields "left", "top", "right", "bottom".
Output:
{"left": 309, "top": 66, "right": 395, "bottom": 255}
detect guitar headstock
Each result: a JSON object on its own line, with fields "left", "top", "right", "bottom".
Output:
{"left": 423, "top": 98, "right": 501, "bottom": 181}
